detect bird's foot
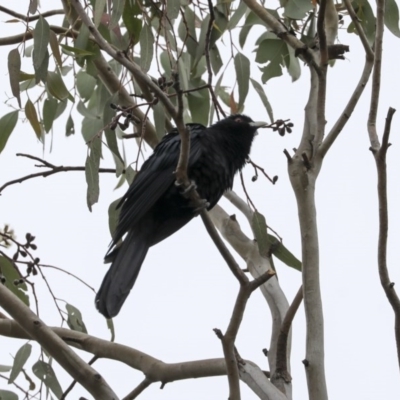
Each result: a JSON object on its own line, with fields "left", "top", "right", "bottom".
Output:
{"left": 192, "top": 198, "right": 210, "bottom": 215}
{"left": 175, "top": 179, "right": 197, "bottom": 195}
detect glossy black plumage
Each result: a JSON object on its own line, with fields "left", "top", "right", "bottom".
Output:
{"left": 96, "top": 114, "right": 264, "bottom": 318}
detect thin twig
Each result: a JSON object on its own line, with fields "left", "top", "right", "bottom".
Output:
{"left": 272, "top": 286, "right": 303, "bottom": 389}
{"left": 122, "top": 378, "right": 152, "bottom": 400}
{"left": 0, "top": 153, "right": 116, "bottom": 194}
{"left": 368, "top": 0, "right": 385, "bottom": 150}
{"left": 374, "top": 107, "right": 400, "bottom": 368}
{"left": 0, "top": 6, "right": 64, "bottom": 22}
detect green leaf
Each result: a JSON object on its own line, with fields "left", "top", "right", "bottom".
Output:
{"left": 103, "top": 97, "right": 124, "bottom": 173}
{"left": 267, "top": 234, "right": 302, "bottom": 271}
{"left": 256, "top": 37, "right": 286, "bottom": 64}
{"left": 153, "top": 101, "right": 166, "bottom": 139}
{"left": 60, "top": 44, "right": 95, "bottom": 57}
{"left": 66, "top": 114, "right": 75, "bottom": 136}
{"left": 188, "top": 79, "right": 210, "bottom": 126}
{"left": 35, "top": 50, "right": 49, "bottom": 84}
{"left": 178, "top": 6, "right": 197, "bottom": 57}
{"left": 33, "top": 17, "right": 50, "bottom": 72}
{"left": 0, "top": 390, "right": 18, "bottom": 400}
{"left": 348, "top": 0, "right": 376, "bottom": 45}
{"left": 54, "top": 99, "right": 68, "bottom": 120}
{"left": 76, "top": 70, "right": 97, "bottom": 102}
{"left": 0, "top": 256, "right": 29, "bottom": 306}
{"left": 167, "top": 0, "right": 181, "bottom": 20}
{"left": 252, "top": 211, "right": 269, "bottom": 257}
{"left": 385, "top": 0, "right": 400, "bottom": 37}
{"left": 260, "top": 62, "right": 283, "bottom": 83}
{"left": 94, "top": 0, "right": 106, "bottom": 27}
{"left": 8, "top": 49, "right": 21, "bottom": 108}
{"left": 139, "top": 24, "right": 154, "bottom": 73}
{"left": 285, "top": 44, "right": 301, "bottom": 82}
{"left": 0, "top": 365, "right": 12, "bottom": 373}
{"left": 66, "top": 304, "right": 87, "bottom": 333}
{"left": 210, "top": 46, "right": 223, "bottom": 75}
{"left": 227, "top": 1, "right": 248, "bottom": 29}
{"left": 284, "top": 0, "right": 313, "bottom": 20}
{"left": 250, "top": 78, "right": 274, "bottom": 123}
{"left": 85, "top": 138, "right": 101, "bottom": 211}
{"left": 0, "top": 111, "right": 19, "bottom": 154}
{"left": 46, "top": 71, "right": 74, "bottom": 102}
{"left": 25, "top": 99, "right": 42, "bottom": 140}
{"left": 234, "top": 52, "right": 250, "bottom": 109}
{"left": 107, "top": 318, "right": 115, "bottom": 341}
{"left": 9, "top": 343, "right": 32, "bottom": 383}
{"left": 32, "top": 361, "right": 63, "bottom": 399}
{"left": 49, "top": 30, "right": 62, "bottom": 67}
{"left": 123, "top": 0, "right": 142, "bottom": 44}
{"left": 108, "top": 198, "right": 122, "bottom": 237}
{"left": 110, "top": 0, "right": 126, "bottom": 29}
{"left": 43, "top": 98, "right": 58, "bottom": 133}
{"left": 124, "top": 165, "right": 136, "bottom": 185}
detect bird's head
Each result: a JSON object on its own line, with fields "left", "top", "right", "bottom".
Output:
{"left": 214, "top": 114, "right": 268, "bottom": 135}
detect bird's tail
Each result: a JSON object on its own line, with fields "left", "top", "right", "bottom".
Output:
{"left": 95, "top": 230, "right": 150, "bottom": 318}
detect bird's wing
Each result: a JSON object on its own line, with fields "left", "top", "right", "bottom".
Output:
{"left": 110, "top": 124, "right": 206, "bottom": 246}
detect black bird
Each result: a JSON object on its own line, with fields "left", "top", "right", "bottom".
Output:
{"left": 96, "top": 114, "right": 266, "bottom": 318}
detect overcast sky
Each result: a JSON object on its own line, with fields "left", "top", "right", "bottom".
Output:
{"left": 1, "top": 2, "right": 400, "bottom": 399}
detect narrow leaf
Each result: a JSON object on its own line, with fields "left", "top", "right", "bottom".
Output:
{"left": 33, "top": 17, "right": 50, "bottom": 71}
{"left": 234, "top": 52, "right": 250, "bottom": 109}
{"left": 385, "top": 0, "right": 400, "bottom": 37}
{"left": 8, "top": 49, "right": 21, "bottom": 107}
{"left": 46, "top": 71, "right": 74, "bottom": 102}
{"left": 227, "top": 1, "right": 248, "bottom": 29}
{"left": 166, "top": 0, "right": 180, "bottom": 20}
{"left": 43, "top": 98, "right": 58, "bottom": 132}
{"left": 94, "top": 0, "right": 106, "bottom": 27}
{"left": 0, "top": 111, "right": 19, "bottom": 154}
{"left": 250, "top": 78, "right": 274, "bottom": 123}
{"left": 66, "top": 304, "right": 87, "bottom": 333}
{"left": 252, "top": 211, "right": 269, "bottom": 257}
{"left": 66, "top": 114, "right": 75, "bottom": 136}
{"left": 85, "top": 138, "right": 101, "bottom": 211}
{"left": 284, "top": 0, "right": 313, "bottom": 20}
{"left": 107, "top": 318, "right": 115, "bottom": 341}
{"left": 139, "top": 24, "right": 154, "bottom": 73}
{"left": 0, "top": 256, "right": 29, "bottom": 305}
{"left": 0, "top": 365, "right": 12, "bottom": 373}
{"left": 49, "top": 30, "right": 62, "bottom": 67}
{"left": 25, "top": 99, "right": 42, "bottom": 140}
{"left": 108, "top": 198, "right": 122, "bottom": 237}
{"left": 0, "top": 390, "right": 18, "bottom": 400}
{"left": 76, "top": 70, "right": 97, "bottom": 101}
{"left": 9, "top": 343, "right": 32, "bottom": 383}
{"left": 110, "top": 0, "right": 125, "bottom": 29}
{"left": 32, "top": 361, "right": 63, "bottom": 399}
{"left": 267, "top": 234, "right": 302, "bottom": 271}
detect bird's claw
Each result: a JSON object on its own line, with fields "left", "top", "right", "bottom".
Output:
{"left": 192, "top": 199, "right": 210, "bottom": 215}
{"left": 175, "top": 179, "right": 197, "bottom": 195}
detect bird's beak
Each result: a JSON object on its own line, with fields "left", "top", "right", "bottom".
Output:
{"left": 249, "top": 121, "right": 268, "bottom": 129}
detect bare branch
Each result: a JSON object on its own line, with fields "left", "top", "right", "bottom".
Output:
{"left": 368, "top": 0, "right": 386, "bottom": 150}
{"left": 373, "top": 107, "right": 400, "bottom": 367}
{"left": 0, "top": 5, "right": 64, "bottom": 22}
{"left": 0, "top": 317, "right": 284, "bottom": 398}
{"left": 0, "top": 153, "right": 116, "bottom": 195}
{"left": 0, "top": 286, "right": 118, "bottom": 399}
{"left": 272, "top": 286, "right": 303, "bottom": 392}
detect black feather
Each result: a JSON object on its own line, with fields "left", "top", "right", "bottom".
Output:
{"left": 95, "top": 114, "right": 263, "bottom": 318}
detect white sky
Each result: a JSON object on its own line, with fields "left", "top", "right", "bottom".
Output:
{"left": 1, "top": 1, "right": 400, "bottom": 399}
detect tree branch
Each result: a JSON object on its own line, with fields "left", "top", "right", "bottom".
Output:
{"left": 0, "top": 287, "right": 118, "bottom": 399}
{"left": 368, "top": 0, "right": 385, "bottom": 150}
{"left": 374, "top": 107, "right": 400, "bottom": 368}
{"left": 0, "top": 5, "right": 64, "bottom": 22}
{"left": 0, "top": 316, "right": 284, "bottom": 398}
{"left": 122, "top": 378, "right": 152, "bottom": 400}
{"left": 0, "top": 153, "right": 116, "bottom": 195}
